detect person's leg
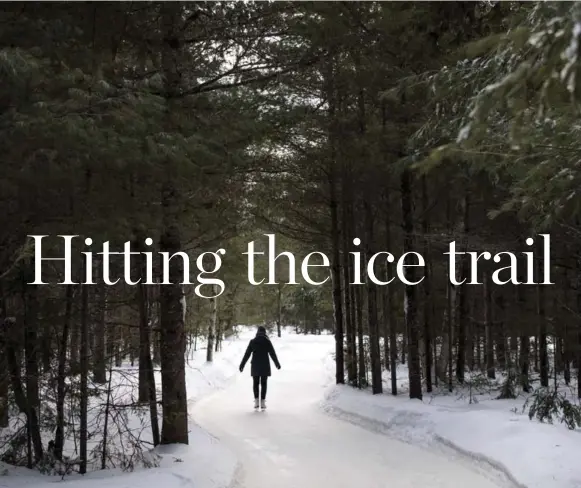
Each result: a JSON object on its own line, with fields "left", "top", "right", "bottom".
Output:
{"left": 260, "top": 376, "right": 268, "bottom": 400}
{"left": 253, "top": 376, "right": 260, "bottom": 399}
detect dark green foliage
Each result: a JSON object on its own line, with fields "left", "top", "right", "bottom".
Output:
{"left": 524, "top": 387, "right": 581, "bottom": 430}
{"left": 1, "top": 0, "right": 581, "bottom": 475}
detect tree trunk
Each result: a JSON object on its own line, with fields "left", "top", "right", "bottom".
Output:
{"left": 441, "top": 282, "right": 455, "bottom": 391}
{"left": 215, "top": 322, "right": 222, "bottom": 352}
{"left": 444, "top": 196, "right": 455, "bottom": 391}
{"left": 456, "top": 190, "right": 469, "bottom": 384}
{"left": 381, "top": 288, "right": 389, "bottom": 371}
{"left": 577, "top": 310, "right": 581, "bottom": 399}
{"left": 277, "top": 283, "right": 282, "bottom": 338}
{"left": 576, "top": 251, "right": 581, "bottom": 398}
{"left": 136, "top": 239, "right": 159, "bottom": 445}
{"left": 476, "top": 324, "right": 483, "bottom": 370}
{"left": 79, "top": 281, "right": 89, "bottom": 474}
{"left": 538, "top": 253, "right": 549, "bottom": 387}
{"left": 401, "top": 325, "right": 407, "bottom": 365}
{"left": 6, "top": 319, "right": 43, "bottom": 463}
{"left": 365, "top": 200, "right": 382, "bottom": 394}
{"left": 496, "top": 292, "right": 507, "bottom": 370}
{"left": 380, "top": 105, "right": 395, "bottom": 383}
{"left": 115, "top": 328, "right": 123, "bottom": 367}
{"left": 515, "top": 251, "right": 531, "bottom": 391}
{"left": 0, "top": 291, "right": 9, "bottom": 428}
{"left": 54, "top": 284, "right": 73, "bottom": 460}
{"left": 342, "top": 182, "right": 357, "bottom": 385}
{"left": 159, "top": 223, "right": 188, "bottom": 445}
{"left": 562, "top": 266, "right": 571, "bottom": 385}
{"left": 70, "top": 297, "right": 80, "bottom": 375}
{"left": 401, "top": 169, "right": 422, "bottom": 400}
{"left": 138, "top": 286, "right": 150, "bottom": 401}
{"left": 327, "top": 65, "right": 345, "bottom": 384}
{"left": 153, "top": 288, "right": 161, "bottom": 365}
{"left": 484, "top": 271, "right": 495, "bottom": 379}
{"left": 24, "top": 283, "right": 40, "bottom": 417}
{"left": 207, "top": 289, "right": 218, "bottom": 362}
{"left": 355, "top": 284, "right": 366, "bottom": 387}
{"left": 509, "top": 335, "right": 518, "bottom": 370}
{"left": 519, "top": 336, "right": 531, "bottom": 391}
{"left": 135, "top": 235, "right": 152, "bottom": 402}
{"left": 159, "top": 2, "right": 189, "bottom": 445}
{"left": 421, "top": 176, "right": 432, "bottom": 392}
{"left": 389, "top": 285, "right": 398, "bottom": 395}
{"left": 140, "top": 274, "right": 160, "bottom": 446}
{"left": 466, "top": 298, "right": 475, "bottom": 371}
{"left": 93, "top": 281, "right": 107, "bottom": 384}
{"left": 349, "top": 255, "right": 358, "bottom": 376}
{"left": 41, "top": 321, "right": 52, "bottom": 374}
{"left": 0, "top": 354, "right": 7, "bottom": 428}
{"left": 101, "top": 358, "right": 113, "bottom": 470}
{"left": 555, "top": 333, "right": 563, "bottom": 375}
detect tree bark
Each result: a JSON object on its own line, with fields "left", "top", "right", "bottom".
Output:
{"left": 134, "top": 240, "right": 160, "bottom": 445}
{"left": 79, "top": 281, "right": 89, "bottom": 474}
{"left": 153, "top": 287, "right": 161, "bottom": 365}
{"left": 41, "top": 321, "right": 52, "bottom": 374}
{"left": 384, "top": 190, "right": 398, "bottom": 395}
{"left": 355, "top": 284, "right": 366, "bottom": 387}
{"left": 484, "top": 270, "right": 495, "bottom": 379}
{"left": 401, "top": 169, "right": 422, "bottom": 400}
{"left": 70, "top": 299, "right": 80, "bottom": 375}
{"left": 466, "top": 298, "right": 475, "bottom": 371}
{"left": 496, "top": 292, "right": 507, "bottom": 370}
{"left": 93, "top": 281, "right": 107, "bottom": 384}
{"left": 442, "top": 281, "right": 455, "bottom": 391}
{"left": 516, "top": 244, "right": 530, "bottom": 391}
{"left": 421, "top": 176, "right": 432, "bottom": 392}
{"left": 327, "top": 56, "right": 344, "bottom": 385}
{"left": 207, "top": 289, "right": 218, "bottom": 362}
{"left": 277, "top": 283, "right": 282, "bottom": 338}
{"left": 576, "top": 251, "right": 581, "bottom": 398}
{"left": 342, "top": 175, "right": 357, "bottom": 385}
{"left": 24, "top": 282, "right": 40, "bottom": 418}
{"left": 0, "top": 291, "right": 9, "bottom": 428}
{"left": 456, "top": 189, "right": 469, "bottom": 383}
{"left": 562, "top": 266, "right": 571, "bottom": 385}
{"left": 142, "top": 279, "right": 160, "bottom": 446}
{"left": 538, "top": 252, "right": 549, "bottom": 387}
{"left": 54, "top": 284, "right": 73, "bottom": 460}
{"left": 365, "top": 200, "right": 382, "bottom": 394}
{"left": 6, "top": 319, "right": 43, "bottom": 463}
{"left": 159, "top": 223, "right": 189, "bottom": 444}
{"left": 159, "top": 1, "right": 188, "bottom": 445}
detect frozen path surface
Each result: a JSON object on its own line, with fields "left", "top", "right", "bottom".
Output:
{"left": 193, "top": 335, "right": 512, "bottom": 488}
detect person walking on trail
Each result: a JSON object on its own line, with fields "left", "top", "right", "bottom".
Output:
{"left": 239, "top": 325, "right": 281, "bottom": 410}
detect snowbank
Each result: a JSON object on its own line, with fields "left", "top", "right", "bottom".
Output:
{"left": 1, "top": 439, "right": 236, "bottom": 488}
{"left": 6, "top": 328, "right": 579, "bottom": 488}
{"left": 185, "top": 327, "right": 253, "bottom": 404}
{"left": 321, "top": 356, "right": 581, "bottom": 488}
{"left": 0, "top": 326, "right": 257, "bottom": 488}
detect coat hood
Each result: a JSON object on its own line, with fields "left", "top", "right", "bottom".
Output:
{"left": 256, "top": 325, "right": 267, "bottom": 336}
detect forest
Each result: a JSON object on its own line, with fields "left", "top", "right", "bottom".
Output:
{"left": 1, "top": 0, "right": 581, "bottom": 477}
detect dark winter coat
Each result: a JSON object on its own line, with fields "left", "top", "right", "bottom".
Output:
{"left": 239, "top": 330, "right": 281, "bottom": 377}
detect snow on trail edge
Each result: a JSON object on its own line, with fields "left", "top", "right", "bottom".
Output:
{"left": 3, "top": 328, "right": 580, "bottom": 488}
{"left": 320, "top": 352, "right": 581, "bottom": 488}
{"left": 0, "top": 328, "right": 254, "bottom": 488}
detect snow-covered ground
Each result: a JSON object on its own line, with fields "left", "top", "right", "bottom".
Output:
{"left": 321, "top": 351, "right": 581, "bottom": 488}
{"left": 2, "top": 327, "right": 581, "bottom": 488}
{"left": 195, "top": 332, "right": 510, "bottom": 488}
{"left": 0, "top": 328, "right": 253, "bottom": 488}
